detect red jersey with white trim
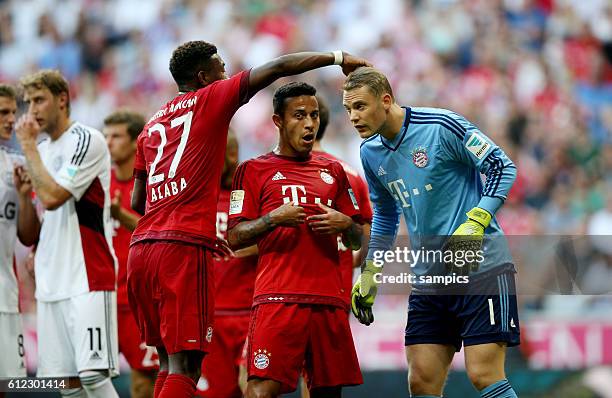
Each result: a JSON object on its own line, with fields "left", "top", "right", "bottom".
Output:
{"left": 228, "top": 153, "right": 362, "bottom": 309}
{"left": 132, "top": 70, "right": 250, "bottom": 247}
{"left": 312, "top": 151, "right": 372, "bottom": 294}
{"left": 110, "top": 169, "right": 138, "bottom": 307}
{"left": 35, "top": 122, "right": 116, "bottom": 302}
{"left": 214, "top": 189, "right": 256, "bottom": 311}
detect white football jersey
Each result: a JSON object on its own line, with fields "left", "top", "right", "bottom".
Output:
{"left": 0, "top": 146, "right": 22, "bottom": 313}
{"left": 35, "top": 122, "right": 117, "bottom": 302}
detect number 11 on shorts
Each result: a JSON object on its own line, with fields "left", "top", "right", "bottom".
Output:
{"left": 87, "top": 327, "right": 102, "bottom": 351}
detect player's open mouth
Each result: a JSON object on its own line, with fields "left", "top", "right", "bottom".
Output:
{"left": 302, "top": 133, "right": 315, "bottom": 144}
{"left": 355, "top": 125, "right": 367, "bottom": 132}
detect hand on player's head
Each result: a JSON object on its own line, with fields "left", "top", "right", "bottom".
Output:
{"left": 269, "top": 202, "right": 307, "bottom": 227}
{"left": 340, "top": 52, "right": 373, "bottom": 76}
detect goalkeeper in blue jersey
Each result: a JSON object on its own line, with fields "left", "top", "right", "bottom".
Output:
{"left": 343, "top": 68, "right": 519, "bottom": 398}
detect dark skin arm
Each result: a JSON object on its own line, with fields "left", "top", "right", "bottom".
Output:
{"left": 248, "top": 52, "right": 371, "bottom": 95}
{"left": 307, "top": 203, "right": 362, "bottom": 250}
{"left": 131, "top": 176, "right": 146, "bottom": 216}
{"left": 228, "top": 202, "right": 307, "bottom": 250}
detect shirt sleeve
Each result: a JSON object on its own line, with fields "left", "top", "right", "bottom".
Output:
{"left": 228, "top": 160, "right": 261, "bottom": 229}
{"left": 353, "top": 173, "right": 373, "bottom": 223}
{"left": 360, "top": 148, "right": 401, "bottom": 260}
{"left": 133, "top": 132, "right": 147, "bottom": 180}
{"left": 331, "top": 162, "right": 362, "bottom": 222}
{"left": 438, "top": 112, "right": 517, "bottom": 216}
{"left": 54, "top": 131, "right": 109, "bottom": 201}
{"left": 206, "top": 69, "right": 252, "bottom": 120}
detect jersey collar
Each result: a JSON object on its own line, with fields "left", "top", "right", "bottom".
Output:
{"left": 380, "top": 106, "right": 410, "bottom": 152}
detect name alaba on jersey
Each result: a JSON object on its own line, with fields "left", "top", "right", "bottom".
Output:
{"left": 228, "top": 152, "right": 363, "bottom": 309}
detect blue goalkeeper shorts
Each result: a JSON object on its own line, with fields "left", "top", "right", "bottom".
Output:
{"left": 404, "top": 270, "right": 520, "bottom": 351}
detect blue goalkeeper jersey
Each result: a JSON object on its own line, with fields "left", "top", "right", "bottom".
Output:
{"left": 360, "top": 107, "right": 517, "bottom": 278}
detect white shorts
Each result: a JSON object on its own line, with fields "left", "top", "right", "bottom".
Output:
{"left": 0, "top": 312, "right": 27, "bottom": 378}
{"left": 37, "top": 291, "right": 119, "bottom": 378}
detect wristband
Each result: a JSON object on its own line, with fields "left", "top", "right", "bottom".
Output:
{"left": 332, "top": 50, "right": 343, "bottom": 65}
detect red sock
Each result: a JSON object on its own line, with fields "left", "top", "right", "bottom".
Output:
{"left": 154, "top": 370, "right": 168, "bottom": 398}
{"left": 158, "top": 374, "right": 196, "bottom": 398}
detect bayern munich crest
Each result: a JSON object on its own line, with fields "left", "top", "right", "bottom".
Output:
{"left": 320, "top": 170, "right": 334, "bottom": 184}
{"left": 253, "top": 349, "right": 271, "bottom": 369}
{"left": 411, "top": 146, "right": 429, "bottom": 168}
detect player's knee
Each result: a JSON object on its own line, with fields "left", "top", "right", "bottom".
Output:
{"left": 245, "top": 380, "right": 280, "bottom": 398}
{"left": 408, "top": 367, "right": 444, "bottom": 395}
{"left": 130, "top": 370, "right": 155, "bottom": 398}
{"left": 466, "top": 363, "right": 504, "bottom": 390}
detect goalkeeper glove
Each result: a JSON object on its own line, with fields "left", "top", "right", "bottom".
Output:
{"left": 444, "top": 207, "right": 491, "bottom": 275}
{"left": 351, "top": 260, "right": 380, "bottom": 326}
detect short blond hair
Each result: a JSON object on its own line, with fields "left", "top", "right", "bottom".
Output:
{"left": 0, "top": 84, "right": 16, "bottom": 100}
{"left": 20, "top": 69, "right": 70, "bottom": 114}
{"left": 343, "top": 67, "right": 394, "bottom": 100}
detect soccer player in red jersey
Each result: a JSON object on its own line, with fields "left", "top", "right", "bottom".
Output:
{"left": 312, "top": 96, "right": 373, "bottom": 296}
{"left": 104, "top": 111, "right": 159, "bottom": 398}
{"left": 227, "top": 82, "right": 364, "bottom": 398}
{"left": 196, "top": 133, "right": 257, "bottom": 398}
{"left": 127, "top": 41, "right": 370, "bottom": 398}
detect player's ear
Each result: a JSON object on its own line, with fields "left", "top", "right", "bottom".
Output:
{"left": 57, "top": 92, "right": 69, "bottom": 113}
{"left": 272, "top": 113, "right": 283, "bottom": 129}
{"left": 197, "top": 70, "right": 208, "bottom": 86}
{"left": 382, "top": 93, "right": 393, "bottom": 110}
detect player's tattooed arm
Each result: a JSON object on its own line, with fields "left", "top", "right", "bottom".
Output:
{"left": 307, "top": 203, "right": 362, "bottom": 250}
{"left": 249, "top": 52, "right": 371, "bottom": 95}
{"left": 228, "top": 202, "right": 307, "bottom": 249}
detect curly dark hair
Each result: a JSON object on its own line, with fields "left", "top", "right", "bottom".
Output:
{"left": 169, "top": 41, "right": 218, "bottom": 86}
{"left": 272, "top": 82, "right": 317, "bottom": 116}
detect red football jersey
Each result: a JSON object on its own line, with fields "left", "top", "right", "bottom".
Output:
{"left": 228, "top": 153, "right": 362, "bottom": 309}
{"left": 132, "top": 70, "right": 250, "bottom": 247}
{"left": 312, "top": 151, "right": 373, "bottom": 295}
{"left": 110, "top": 169, "right": 138, "bottom": 307}
{"left": 214, "top": 188, "right": 257, "bottom": 311}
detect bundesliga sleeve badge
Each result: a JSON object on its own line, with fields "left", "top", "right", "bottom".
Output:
{"left": 411, "top": 146, "right": 428, "bottom": 168}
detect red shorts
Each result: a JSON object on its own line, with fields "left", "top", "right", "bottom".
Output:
{"left": 127, "top": 241, "right": 215, "bottom": 354}
{"left": 247, "top": 303, "right": 362, "bottom": 393}
{"left": 196, "top": 312, "right": 250, "bottom": 398}
{"left": 117, "top": 305, "right": 160, "bottom": 372}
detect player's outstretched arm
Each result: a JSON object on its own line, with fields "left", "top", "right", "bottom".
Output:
{"left": 248, "top": 51, "right": 371, "bottom": 95}
{"left": 228, "top": 202, "right": 306, "bottom": 250}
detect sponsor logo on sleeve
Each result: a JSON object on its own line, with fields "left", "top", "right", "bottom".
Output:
{"left": 229, "top": 190, "right": 245, "bottom": 215}
{"left": 465, "top": 132, "right": 490, "bottom": 159}
{"left": 348, "top": 188, "right": 360, "bottom": 210}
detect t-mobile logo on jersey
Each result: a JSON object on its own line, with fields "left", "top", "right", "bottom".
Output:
{"left": 387, "top": 179, "right": 411, "bottom": 208}
{"left": 387, "top": 179, "right": 434, "bottom": 208}
{"left": 281, "top": 185, "right": 332, "bottom": 206}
